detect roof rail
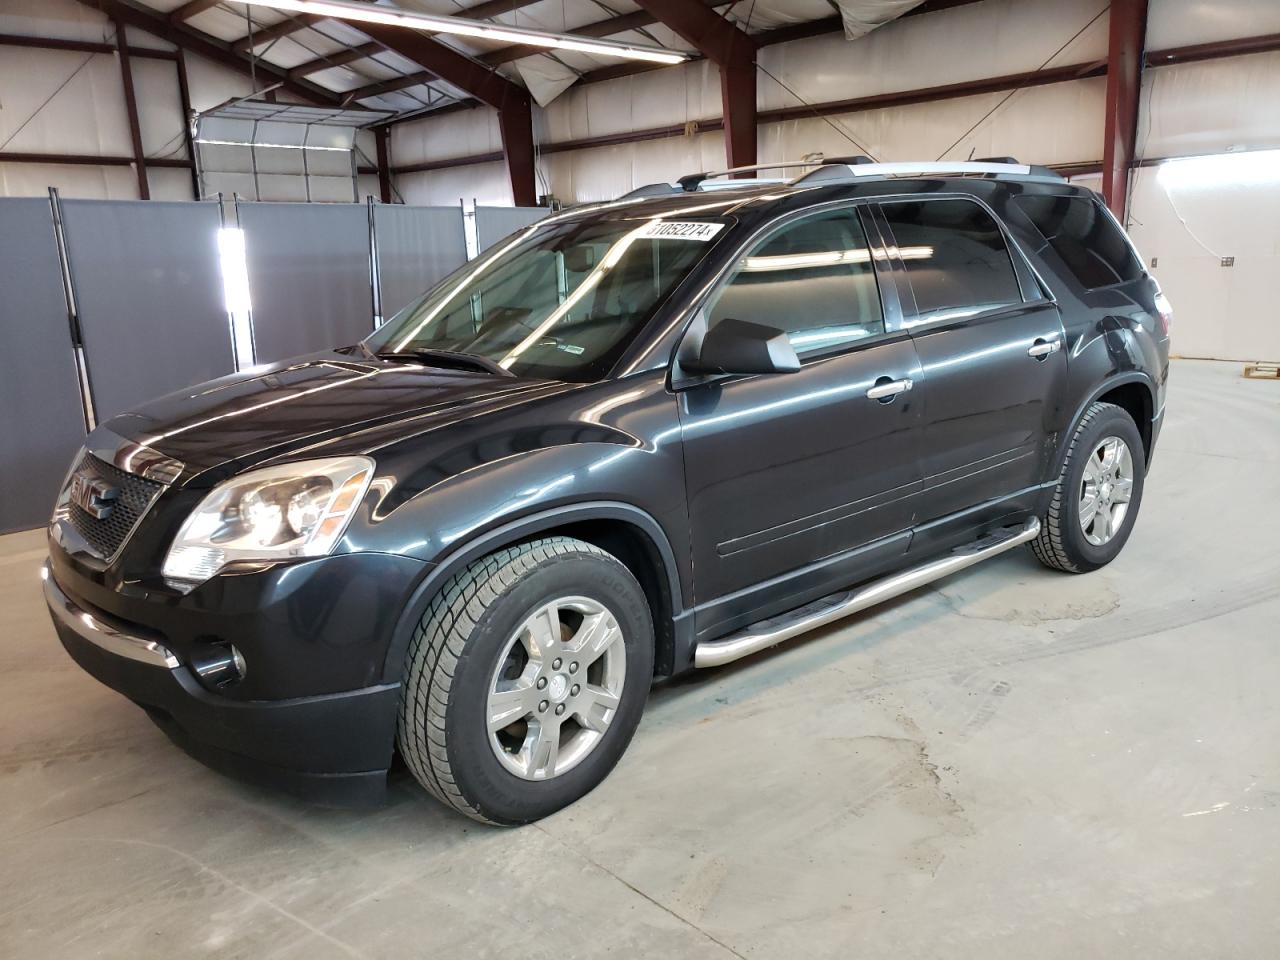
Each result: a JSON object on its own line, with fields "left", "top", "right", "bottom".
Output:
{"left": 793, "top": 159, "right": 1065, "bottom": 187}
{"left": 676, "top": 159, "right": 826, "bottom": 192}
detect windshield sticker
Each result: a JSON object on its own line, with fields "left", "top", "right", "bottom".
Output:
{"left": 638, "top": 221, "right": 725, "bottom": 242}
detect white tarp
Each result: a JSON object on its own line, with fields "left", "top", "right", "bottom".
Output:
{"left": 515, "top": 56, "right": 579, "bottom": 108}
{"left": 831, "top": 0, "right": 927, "bottom": 39}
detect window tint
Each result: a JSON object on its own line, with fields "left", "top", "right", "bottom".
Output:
{"left": 1014, "top": 194, "right": 1143, "bottom": 289}
{"left": 709, "top": 208, "right": 884, "bottom": 356}
{"left": 880, "top": 198, "right": 1023, "bottom": 323}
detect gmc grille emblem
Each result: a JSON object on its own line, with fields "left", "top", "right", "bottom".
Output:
{"left": 69, "top": 474, "right": 119, "bottom": 520}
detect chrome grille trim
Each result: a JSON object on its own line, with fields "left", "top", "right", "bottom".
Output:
{"left": 50, "top": 428, "right": 185, "bottom": 564}
{"left": 85, "top": 428, "right": 184, "bottom": 485}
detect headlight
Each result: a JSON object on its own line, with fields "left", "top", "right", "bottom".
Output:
{"left": 162, "top": 457, "right": 374, "bottom": 583}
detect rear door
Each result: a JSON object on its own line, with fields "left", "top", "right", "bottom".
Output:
{"left": 873, "top": 196, "right": 1067, "bottom": 529}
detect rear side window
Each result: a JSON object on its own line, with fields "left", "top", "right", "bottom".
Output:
{"left": 880, "top": 198, "right": 1023, "bottom": 323}
{"left": 1014, "top": 194, "right": 1143, "bottom": 290}
{"left": 709, "top": 207, "right": 884, "bottom": 356}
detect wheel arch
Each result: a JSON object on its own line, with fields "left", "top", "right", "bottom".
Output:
{"left": 1056, "top": 373, "right": 1156, "bottom": 476}
{"left": 380, "top": 502, "right": 689, "bottom": 685}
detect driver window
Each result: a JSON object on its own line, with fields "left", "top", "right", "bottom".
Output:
{"left": 708, "top": 207, "right": 884, "bottom": 356}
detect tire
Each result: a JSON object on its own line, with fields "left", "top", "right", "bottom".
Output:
{"left": 397, "top": 536, "right": 653, "bottom": 825}
{"left": 1031, "top": 401, "right": 1146, "bottom": 573}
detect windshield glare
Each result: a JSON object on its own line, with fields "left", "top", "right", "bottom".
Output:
{"left": 365, "top": 217, "right": 725, "bottom": 381}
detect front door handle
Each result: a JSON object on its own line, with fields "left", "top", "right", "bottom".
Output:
{"left": 866, "top": 377, "right": 913, "bottom": 401}
{"left": 1028, "top": 338, "right": 1062, "bottom": 359}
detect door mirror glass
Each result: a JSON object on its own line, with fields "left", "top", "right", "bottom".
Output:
{"left": 683, "top": 317, "right": 800, "bottom": 376}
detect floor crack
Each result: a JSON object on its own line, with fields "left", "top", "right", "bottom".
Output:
{"left": 533, "top": 823, "right": 750, "bottom": 960}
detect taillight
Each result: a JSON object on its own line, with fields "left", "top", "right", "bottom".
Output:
{"left": 1154, "top": 292, "right": 1173, "bottom": 337}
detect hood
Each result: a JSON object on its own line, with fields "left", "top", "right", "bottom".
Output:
{"left": 107, "top": 353, "right": 565, "bottom": 479}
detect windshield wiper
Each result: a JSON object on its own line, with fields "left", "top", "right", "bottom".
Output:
{"left": 375, "top": 348, "right": 515, "bottom": 378}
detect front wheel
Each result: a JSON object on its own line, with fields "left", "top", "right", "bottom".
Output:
{"left": 1032, "top": 401, "right": 1147, "bottom": 573}
{"left": 398, "top": 537, "right": 653, "bottom": 825}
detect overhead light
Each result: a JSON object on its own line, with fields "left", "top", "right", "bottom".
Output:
{"left": 234, "top": 0, "right": 690, "bottom": 64}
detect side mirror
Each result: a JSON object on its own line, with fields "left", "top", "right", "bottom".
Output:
{"left": 682, "top": 317, "right": 800, "bottom": 376}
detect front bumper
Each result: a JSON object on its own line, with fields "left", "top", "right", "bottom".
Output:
{"left": 44, "top": 566, "right": 401, "bottom": 805}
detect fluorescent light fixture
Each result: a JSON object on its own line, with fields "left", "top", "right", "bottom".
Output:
{"left": 1156, "top": 149, "right": 1280, "bottom": 188}
{"left": 234, "top": 0, "right": 689, "bottom": 64}
{"left": 217, "top": 227, "right": 256, "bottom": 368}
{"left": 217, "top": 228, "right": 252, "bottom": 314}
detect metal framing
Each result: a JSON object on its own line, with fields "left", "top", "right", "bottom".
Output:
{"left": 632, "top": 0, "right": 758, "bottom": 172}
{"left": 1102, "top": 0, "right": 1150, "bottom": 218}
{"left": 7, "top": 3, "right": 1278, "bottom": 209}
{"left": 113, "top": 20, "right": 151, "bottom": 200}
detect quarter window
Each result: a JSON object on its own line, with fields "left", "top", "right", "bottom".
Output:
{"left": 708, "top": 208, "right": 884, "bottom": 356}
{"left": 880, "top": 198, "right": 1023, "bottom": 323}
{"left": 1013, "top": 194, "right": 1143, "bottom": 290}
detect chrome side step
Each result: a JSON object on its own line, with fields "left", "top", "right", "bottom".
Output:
{"left": 693, "top": 518, "right": 1041, "bottom": 668}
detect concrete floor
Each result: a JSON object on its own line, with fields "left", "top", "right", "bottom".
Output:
{"left": 1, "top": 358, "right": 1277, "bottom": 959}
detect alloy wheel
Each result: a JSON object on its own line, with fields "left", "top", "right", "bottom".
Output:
{"left": 486, "top": 596, "right": 627, "bottom": 780}
{"left": 1079, "top": 436, "right": 1134, "bottom": 546}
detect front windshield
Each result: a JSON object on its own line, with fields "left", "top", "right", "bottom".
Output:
{"left": 365, "top": 216, "right": 726, "bottom": 381}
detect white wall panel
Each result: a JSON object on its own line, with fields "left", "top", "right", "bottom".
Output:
{"left": 540, "top": 60, "right": 723, "bottom": 143}
{"left": 542, "top": 132, "right": 727, "bottom": 203}
{"left": 1142, "top": 52, "right": 1280, "bottom": 159}
{"left": 1146, "top": 0, "right": 1280, "bottom": 49}
{"left": 758, "top": 0, "right": 1108, "bottom": 113}
{"left": 0, "top": 162, "right": 139, "bottom": 200}
{"left": 148, "top": 167, "right": 198, "bottom": 202}
{"left": 393, "top": 109, "right": 502, "bottom": 164}
{"left": 0, "top": 0, "right": 115, "bottom": 43}
{"left": 759, "top": 77, "right": 1106, "bottom": 167}
{"left": 1127, "top": 160, "right": 1280, "bottom": 361}
{"left": 0, "top": 48, "right": 131, "bottom": 156}
{"left": 398, "top": 163, "right": 511, "bottom": 206}
{"left": 183, "top": 51, "right": 254, "bottom": 113}
{"left": 131, "top": 57, "right": 187, "bottom": 159}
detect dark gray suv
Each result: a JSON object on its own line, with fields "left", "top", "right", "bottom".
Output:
{"left": 44, "top": 159, "right": 1170, "bottom": 824}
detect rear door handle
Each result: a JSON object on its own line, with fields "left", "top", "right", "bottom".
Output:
{"left": 1028, "top": 338, "right": 1061, "bottom": 359}
{"left": 866, "top": 377, "right": 913, "bottom": 401}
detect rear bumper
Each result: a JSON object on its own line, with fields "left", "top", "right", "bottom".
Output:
{"left": 44, "top": 566, "right": 399, "bottom": 805}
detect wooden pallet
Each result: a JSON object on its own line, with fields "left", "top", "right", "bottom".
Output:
{"left": 1243, "top": 362, "right": 1280, "bottom": 380}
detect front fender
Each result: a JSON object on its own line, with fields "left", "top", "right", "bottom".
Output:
{"left": 376, "top": 499, "right": 690, "bottom": 685}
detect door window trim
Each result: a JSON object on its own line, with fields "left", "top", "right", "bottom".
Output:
{"left": 873, "top": 193, "right": 1052, "bottom": 333}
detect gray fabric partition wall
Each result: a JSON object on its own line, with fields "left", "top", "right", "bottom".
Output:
{"left": 0, "top": 199, "right": 87, "bottom": 533}
{"left": 475, "top": 205, "right": 549, "bottom": 252}
{"left": 239, "top": 202, "right": 373, "bottom": 363}
{"left": 373, "top": 204, "right": 468, "bottom": 321}
{"left": 60, "top": 199, "right": 234, "bottom": 422}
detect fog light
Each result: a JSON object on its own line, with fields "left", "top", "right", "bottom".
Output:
{"left": 190, "top": 644, "right": 246, "bottom": 687}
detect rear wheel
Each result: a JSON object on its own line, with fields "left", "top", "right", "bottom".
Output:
{"left": 1032, "top": 401, "right": 1146, "bottom": 573}
{"left": 397, "top": 536, "right": 653, "bottom": 825}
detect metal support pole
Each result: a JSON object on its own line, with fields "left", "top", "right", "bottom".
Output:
{"left": 113, "top": 19, "right": 150, "bottom": 199}
{"left": 174, "top": 48, "right": 200, "bottom": 200}
{"left": 375, "top": 126, "right": 393, "bottom": 204}
{"left": 497, "top": 98, "right": 537, "bottom": 206}
{"left": 48, "top": 188, "right": 97, "bottom": 432}
{"left": 1102, "top": 0, "right": 1150, "bottom": 220}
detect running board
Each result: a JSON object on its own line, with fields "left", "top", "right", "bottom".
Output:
{"left": 693, "top": 518, "right": 1041, "bottom": 668}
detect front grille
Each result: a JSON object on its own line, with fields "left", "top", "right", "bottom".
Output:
{"left": 62, "top": 453, "right": 164, "bottom": 560}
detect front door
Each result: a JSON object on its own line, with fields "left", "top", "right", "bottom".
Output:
{"left": 676, "top": 205, "right": 924, "bottom": 638}
{"left": 875, "top": 196, "right": 1068, "bottom": 525}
